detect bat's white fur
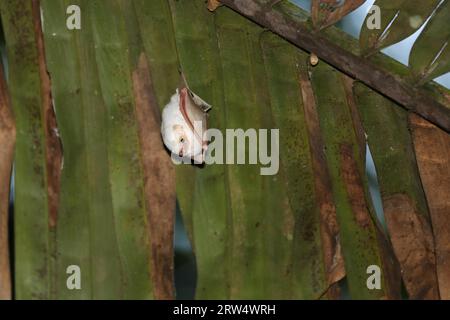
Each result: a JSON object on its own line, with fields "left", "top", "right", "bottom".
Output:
{"left": 161, "top": 89, "right": 203, "bottom": 160}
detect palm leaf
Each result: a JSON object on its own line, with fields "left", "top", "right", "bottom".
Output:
{"left": 354, "top": 83, "right": 439, "bottom": 299}
{"left": 1, "top": 0, "right": 53, "bottom": 299}
{"left": 262, "top": 32, "right": 340, "bottom": 299}
{"left": 168, "top": 0, "right": 230, "bottom": 299}
{"left": 310, "top": 62, "right": 401, "bottom": 299}
{"left": 410, "top": 0, "right": 450, "bottom": 83}
{"left": 360, "top": 0, "right": 439, "bottom": 54}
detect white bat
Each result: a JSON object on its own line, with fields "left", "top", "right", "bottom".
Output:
{"left": 161, "top": 73, "right": 211, "bottom": 164}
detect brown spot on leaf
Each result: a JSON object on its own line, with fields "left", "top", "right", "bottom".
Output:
{"left": 339, "top": 143, "right": 371, "bottom": 228}
{"left": 299, "top": 67, "right": 345, "bottom": 299}
{"left": 132, "top": 53, "right": 176, "bottom": 300}
{"left": 32, "top": 0, "right": 63, "bottom": 229}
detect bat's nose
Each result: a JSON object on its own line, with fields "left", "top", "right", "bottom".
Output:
{"left": 178, "top": 150, "right": 183, "bottom": 157}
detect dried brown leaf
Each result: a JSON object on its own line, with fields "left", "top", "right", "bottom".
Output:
{"left": 410, "top": 114, "right": 450, "bottom": 300}
{"left": 384, "top": 194, "right": 439, "bottom": 299}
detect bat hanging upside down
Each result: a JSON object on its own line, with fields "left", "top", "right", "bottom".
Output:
{"left": 161, "top": 73, "right": 212, "bottom": 164}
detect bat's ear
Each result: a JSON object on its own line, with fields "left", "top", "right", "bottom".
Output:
{"left": 178, "top": 69, "right": 212, "bottom": 113}
{"left": 190, "top": 90, "right": 212, "bottom": 113}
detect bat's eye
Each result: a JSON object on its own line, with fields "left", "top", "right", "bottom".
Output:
{"left": 180, "top": 137, "right": 185, "bottom": 143}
